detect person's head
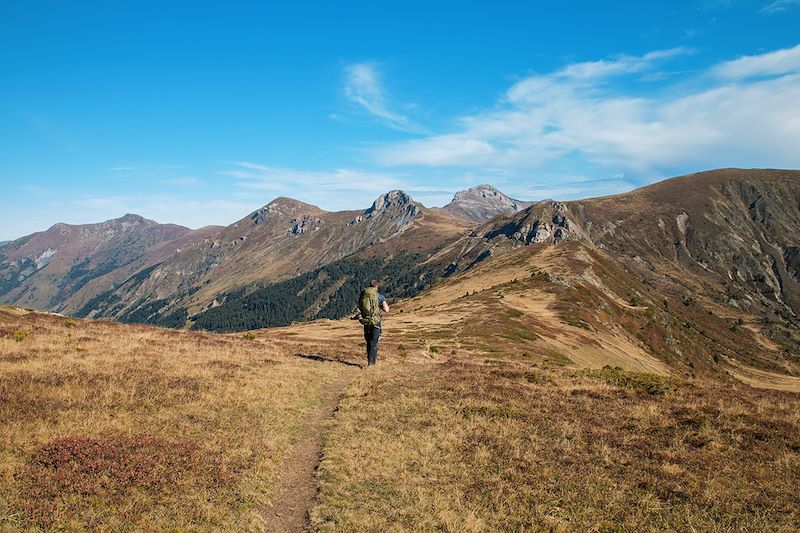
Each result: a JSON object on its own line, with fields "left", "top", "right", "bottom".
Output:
{"left": 370, "top": 279, "right": 379, "bottom": 288}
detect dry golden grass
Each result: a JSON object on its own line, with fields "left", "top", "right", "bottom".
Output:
{"left": 312, "top": 358, "right": 800, "bottom": 532}
{"left": 0, "top": 308, "right": 358, "bottom": 530}
{"left": 2, "top": 232, "right": 800, "bottom": 532}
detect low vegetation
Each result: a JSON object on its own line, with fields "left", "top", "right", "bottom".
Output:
{"left": 2, "top": 284, "right": 799, "bottom": 530}
{"left": 313, "top": 359, "right": 800, "bottom": 531}
{"left": 0, "top": 309, "right": 358, "bottom": 530}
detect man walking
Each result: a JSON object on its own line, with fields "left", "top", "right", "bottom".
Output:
{"left": 358, "top": 279, "right": 390, "bottom": 366}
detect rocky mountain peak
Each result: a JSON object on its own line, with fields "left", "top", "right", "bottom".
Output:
{"left": 452, "top": 184, "right": 503, "bottom": 201}
{"left": 365, "top": 190, "right": 415, "bottom": 214}
{"left": 444, "top": 185, "right": 533, "bottom": 223}
{"left": 483, "top": 201, "right": 584, "bottom": 245}
{"left": 347, "top": 190, "right": 421, "bottom": 229}
{"left": 115, "top": 213, "right": 151, "bottom": 227}
{"left": 251, "top": 198, "right": 322, "bottom": 225}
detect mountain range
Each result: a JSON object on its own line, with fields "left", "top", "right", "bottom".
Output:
{"left": 2, "top": 169, "right": 799, "bottom": 380}
{"left": 0, "top": 185, "right": 522, "bottom": 322}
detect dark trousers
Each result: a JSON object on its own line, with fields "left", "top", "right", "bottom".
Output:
{"left": 363, "top": 324, "right": 381, "bottom": 365}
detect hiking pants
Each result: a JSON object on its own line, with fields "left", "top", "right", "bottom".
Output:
{"left": 364, "top": 324, "right": 381, "bottom": 365}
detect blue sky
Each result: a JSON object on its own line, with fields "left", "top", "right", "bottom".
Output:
{"left": 1, "top": 0, "right": 800, "bottom": 240}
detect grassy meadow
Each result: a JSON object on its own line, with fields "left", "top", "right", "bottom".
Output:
{"left": 312, "top": 358, "right": 800, "bottom": 531}
{"left": 1, "top": 303, "right": 799, "bottom": 531}
{"left": 0, "top": 308, "right": 358, "bottom": 530}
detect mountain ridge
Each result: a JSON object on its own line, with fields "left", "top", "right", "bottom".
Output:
{"left": 4, "top": 168, "right": 800, "bottom": 384}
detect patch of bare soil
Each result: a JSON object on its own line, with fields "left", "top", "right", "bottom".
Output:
{"left": 260, "top": 368, "right": 355, "bottom": 532}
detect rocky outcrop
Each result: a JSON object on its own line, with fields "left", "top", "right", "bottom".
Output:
{"left": 350, "top": 190, "right": 421, "bottom": 230}
{"left": 483, "top": 201, "right": 584, "bottom": 245}
{"left": 443, "top": 185, "right": 532, "bottom": 222}
{"left": 288, "top": 215, "right": 323, "bottom": 235}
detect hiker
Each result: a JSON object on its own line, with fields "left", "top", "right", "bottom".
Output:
{"left": 357, "top": 279, "right": 390, "bottom": 366}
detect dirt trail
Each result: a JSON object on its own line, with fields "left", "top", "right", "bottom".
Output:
{"left": 724, "top": 357, "right": 800, "bottom": 392}
{"left": 260, "top": 367, "right": 356, "bottom": 532}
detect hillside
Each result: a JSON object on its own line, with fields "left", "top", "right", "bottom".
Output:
{"left": 69, "top": 191, "right": 474, "bottom": 327}
{"left": 0, "top": 215, "right": 220, "bottom": 314}
{"left": 1, "top": 170, "right": 799, "bottom": 531}
{"left": 51, "top": 169, "right": 800, "bottom": 384}
{"left": 1, "top": 301, "right": 798, "bottom": 530}
{"left": 3, "top": 169, "right": 799, "bottom": 381}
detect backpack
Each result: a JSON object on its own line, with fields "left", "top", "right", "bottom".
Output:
{"left": 358, "top": 286, "right": 381, "bottom": 326}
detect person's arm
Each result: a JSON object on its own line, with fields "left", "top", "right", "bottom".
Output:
{"left": 381, "top": 300, "right": 390, "bottom": 313}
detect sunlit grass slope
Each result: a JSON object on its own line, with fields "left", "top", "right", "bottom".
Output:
{"left": 313, "top": 359, "right": 800, "bottom": 531}
{"left": 0, "top": 307, "right": 358, "bottom": 530}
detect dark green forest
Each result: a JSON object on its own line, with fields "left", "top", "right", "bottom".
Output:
{"left": 73, "top": 263, "right": 162, "bottom": 318}
{"left": 191, "top": 252, "right": 448, "bottom": 332}
{"left": 69, "top": 249, "right": 459, "bottom": 332}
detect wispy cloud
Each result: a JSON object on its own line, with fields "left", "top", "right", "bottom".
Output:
{"left": 342, "top": 62, "right": 420, "bottom": 132}
{"left": 221, "top": 161, "right": 415, "bottom": 211}
{"left": 713, "top": 42, "right": 800, "bottom": 78}
{"left": 74, "top": 194, "right": 257, "bottom": 228}
{"left": 758, "top": 0, "right": 800, "bottom": 13}
{"left": 373, "top": 45, "right": 800, "bottom": 180}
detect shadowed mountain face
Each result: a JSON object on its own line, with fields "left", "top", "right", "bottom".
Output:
{"left": 0, "top": 215, "right": 220, "bottom": 313}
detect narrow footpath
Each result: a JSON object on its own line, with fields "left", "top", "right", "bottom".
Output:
{"left": 260, "top": 366, "right": 357, "bottom": 532}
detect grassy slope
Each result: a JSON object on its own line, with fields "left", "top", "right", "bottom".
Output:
{"left": 303, "top": 240, "right": 800, "bottom": 531}
{"left": 2, "top": 226, "right": 800, "bottom": 531}
{"left": 0, "top": 308, "right": 359, "bottom": 530}
{"left": 313, "top": 358, "right": 800, "bottom": 532}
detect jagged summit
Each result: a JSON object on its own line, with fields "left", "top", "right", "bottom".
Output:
{"left": 443, "top": 185, "right": 532, "bottom": 223}
{"left": 250, "top": 198, "right": 324, "bottom": 225}
{"left": 365, "top": 190, "right": 417, "bottom": 214}
{"left": 347, "top": 190, "right": 421, "bottom": 229}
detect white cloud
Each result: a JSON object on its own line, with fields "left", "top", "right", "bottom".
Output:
{"left": 342, "top": 62, "right": 420, "bottom": 132}
{"left": 221, "top": 162, "right": 417, "bottom": 211}
{"left": 758, "top": 0, "right": 800, "bottom": 13}
{"left": 373, "top": 45, "right": 800, "bottom": 177}
{"left": 713, "top": 43, "right": 800, "bottom": 78}
{"left": 377, "top": 136, "right": 496, "bottom": 166}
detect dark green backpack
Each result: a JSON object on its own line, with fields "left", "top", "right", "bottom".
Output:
{"left": 358, "top": 286, "right": 381, "bottom": 326}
